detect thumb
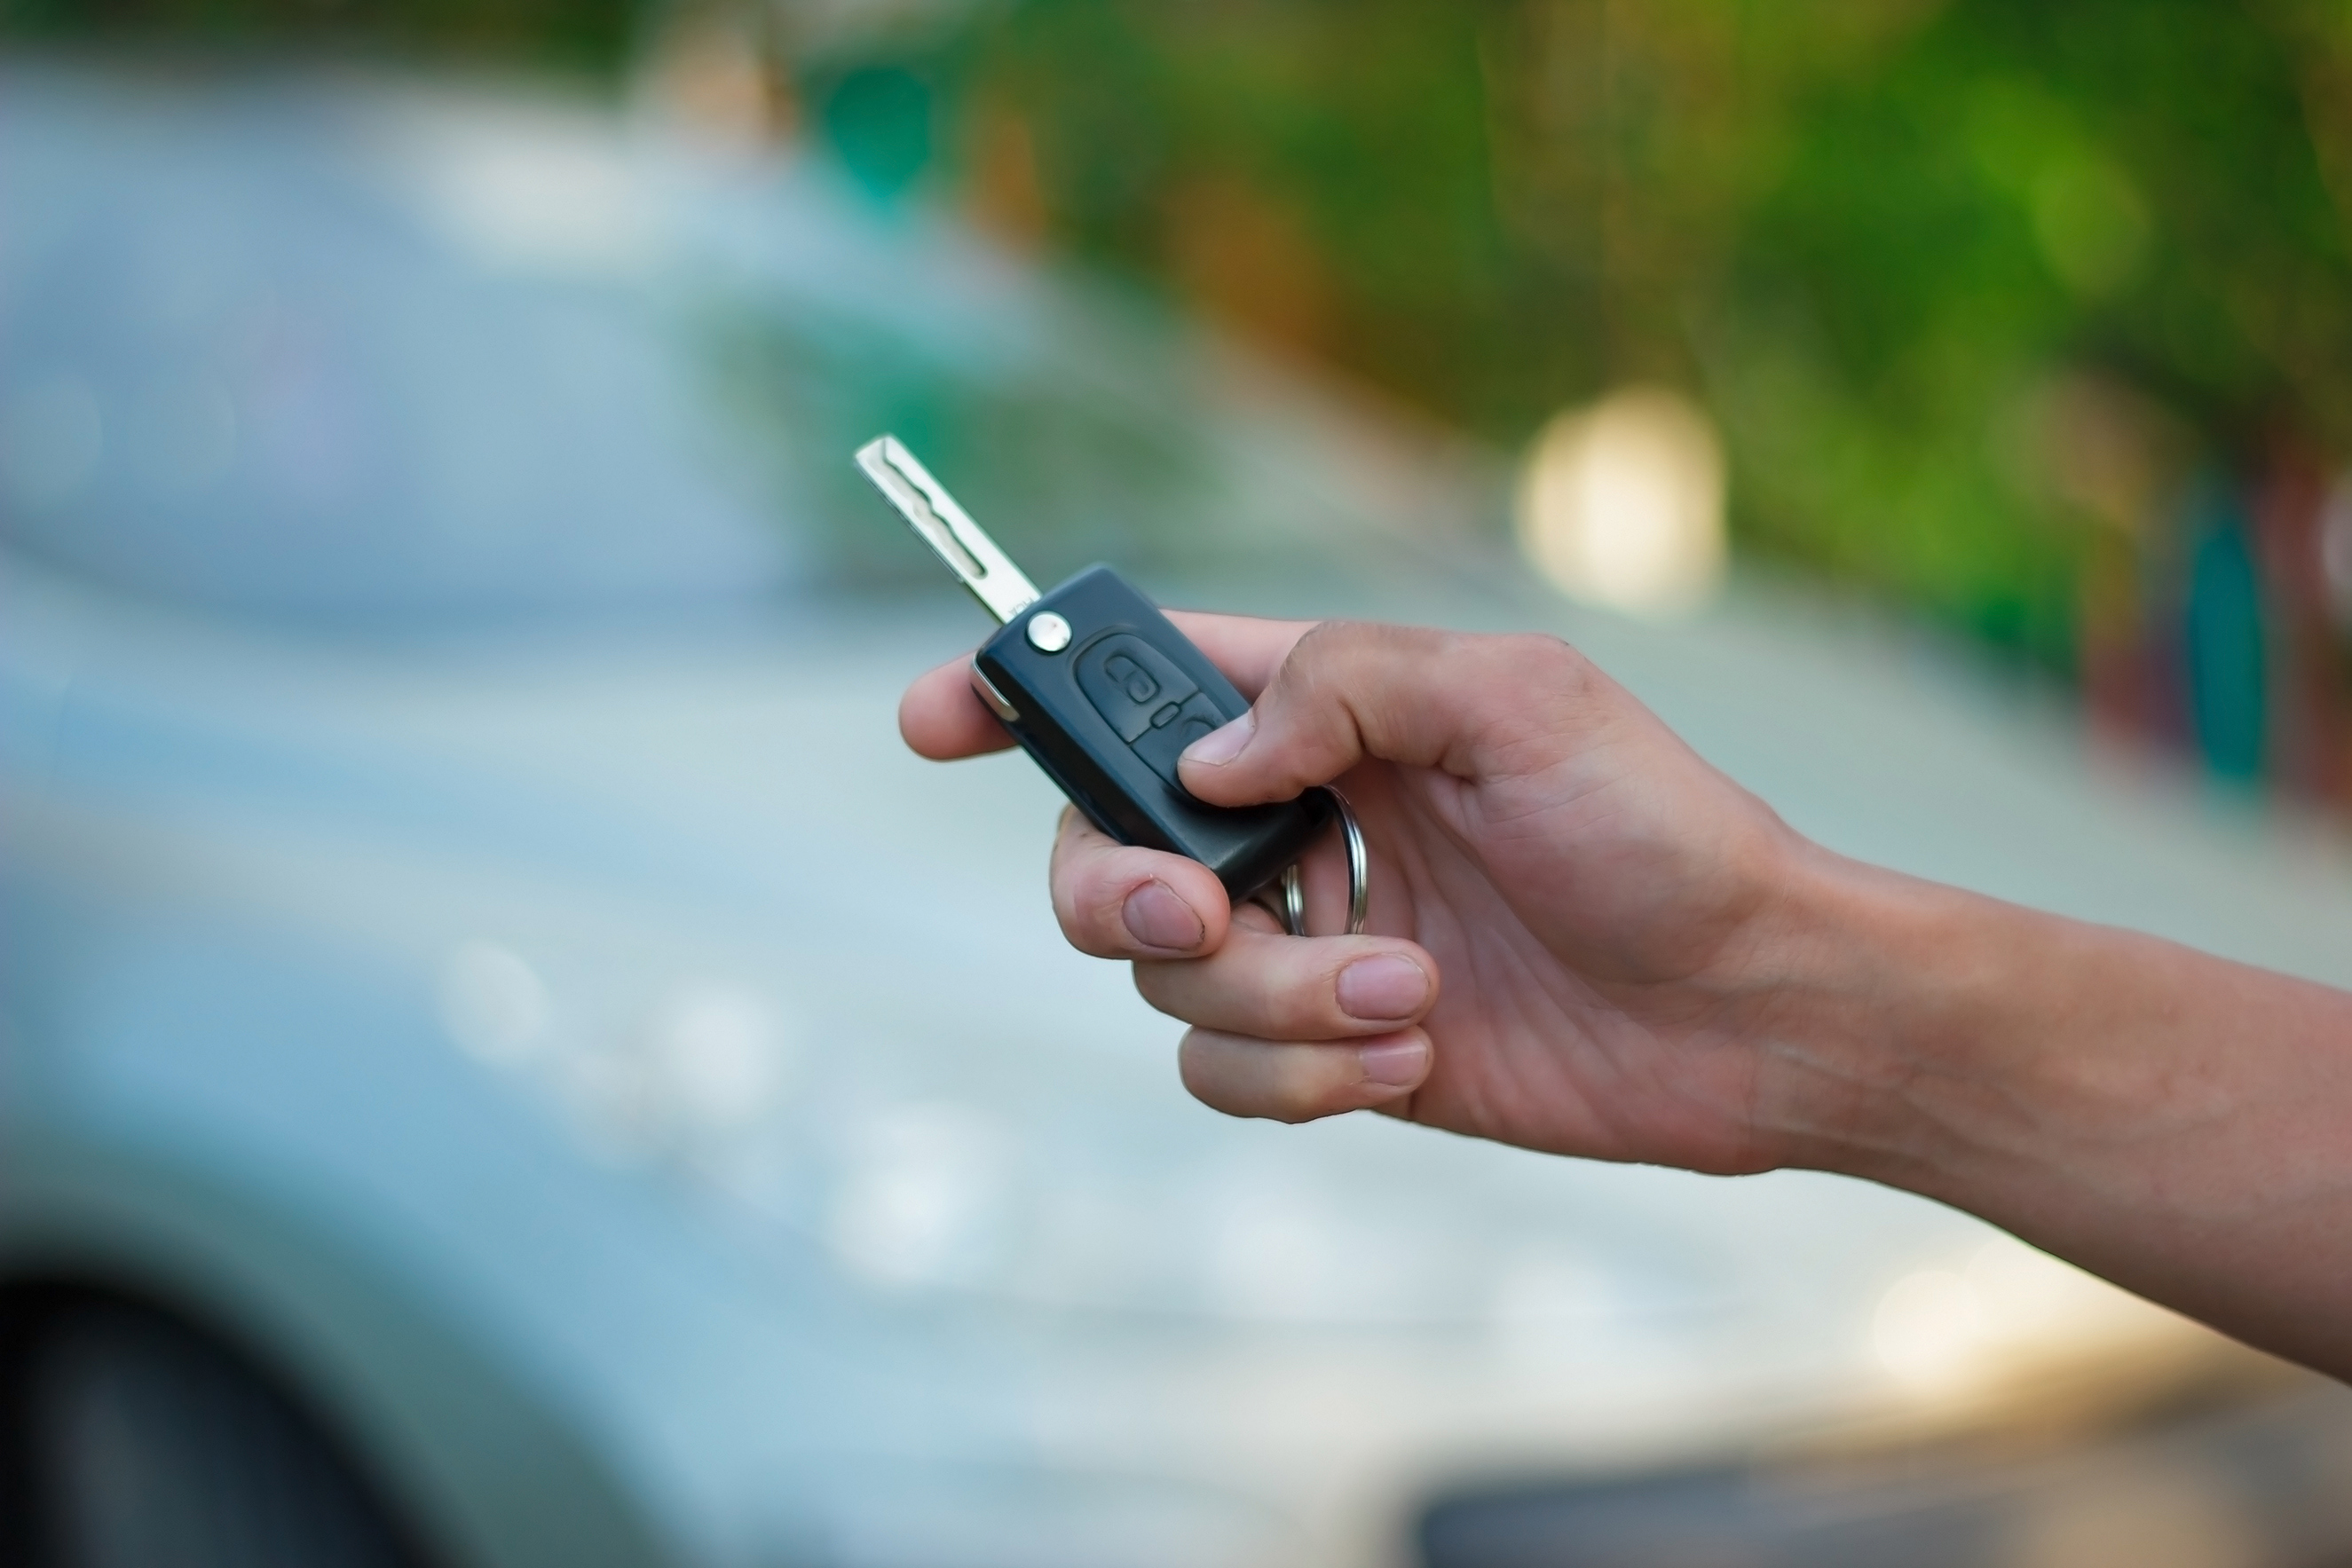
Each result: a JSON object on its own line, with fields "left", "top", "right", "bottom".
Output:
{"left": 1176, "top": 621, "right": 1594, "bottom": 806}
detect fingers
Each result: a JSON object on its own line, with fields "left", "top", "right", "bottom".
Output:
{"left": 898, "top": 658, "right": 1016, "bottom": 760}
{"left": 1177, "top": 622, "right": 1598, "bottom": 807}
{"left": 1179, "top": 1027, "right": 1432, "bottom": 1123}
{"left": 1134, "top": 928, "right": 1437, "bottom": 1040}
{"left": 897, "top": 611, "right": 1317, "bottom": 761}
{"left": 1047, "top": 808, "right": 1232, "bottom": 959}
{"left": 1137, "top": 875, "right": 1440, "bottom": 1124}
{"left": 1048, "top": 795, "right": 1438, "bottom": 1122}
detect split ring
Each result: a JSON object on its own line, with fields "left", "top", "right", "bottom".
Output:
{"left": 1271, "top": 787, "right": 1368, "bottom": 938}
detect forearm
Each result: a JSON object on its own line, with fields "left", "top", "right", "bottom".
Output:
{"left": 1755, "top": 845, "right": 2352, "bottom": 1377}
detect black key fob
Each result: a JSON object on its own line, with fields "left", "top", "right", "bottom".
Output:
{"left": 856, "top": 437, "right": 1327, "bottom": 901}
{"left": 973, "top": 566, "right": 1328, "bottom": 900}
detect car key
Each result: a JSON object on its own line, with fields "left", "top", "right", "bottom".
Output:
{"left": 856, "top": 435, "right": 1330, "bottom": 903}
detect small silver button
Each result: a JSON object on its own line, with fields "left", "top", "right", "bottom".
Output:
{"left": 1025, "top": 611, "right": 1073, "bottom": 653}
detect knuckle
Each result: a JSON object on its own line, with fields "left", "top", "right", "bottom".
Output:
{"left": 1246, "top": 943, "right": 1355, "bottom": 1037}
{"left": 1464, "top": 633, "right": 1594, "bottom": 760}
{"left": 1232, "top": 900, "right": 1287, "bottom": 936}
{"left": 1178, "top": 1031, "right": 1354, "bottom": 1125}
{"left": 1270, "top": 618, "right": 1362, "bottom": 709}
{"left": 1047, "top": 870, "right": 1081, "bottom": 934}
{"left": 1054, "top": 899, "right": 1105, "bottom": 952}
{"left": 1174, "top": 1031, "right": 1241, "bottom": 1111}
{"left": 1054, "top": 868, "right": 1133, "bottom": 953}
{"left": 1281, "top": 615, "right": 1350, "bottom": 670}
{"left": 1285, "top": 619, "right": 1394, "bottom": 686}
{"left": 1254, "top": 620, "right": 1379, "bottom": 781}
{"left": 1488, "top": 632, "right": 1590, "bottom": 694}
{"left": 1128, "top": 958, "right": 1188, "bottom": 1014}
{"left": 1267, "top": 963, "right": 1346, "bottom": 1036}
{"left": 1249, "top": 1047, "right": 1343, "bottom": 1123}
{"left": 1269, "top": 1051, "right": 1364, "bottom": 1123}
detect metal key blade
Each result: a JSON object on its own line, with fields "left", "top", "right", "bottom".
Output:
{"left": 855, "top": 436, "right": 1041, "bottom": 625}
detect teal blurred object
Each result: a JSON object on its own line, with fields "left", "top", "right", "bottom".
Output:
{"left": 2183, "top": 481, "right": 2268, "bottom": 782}
{"left": 817, "top": 63, "right": 937, "bottom": 202}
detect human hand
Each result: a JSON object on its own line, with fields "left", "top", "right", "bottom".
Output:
{"left": 901, "top": 612, "right": 1836, "bottom": 1175}
{"left": 905, "top": 610, "right": 2352, "bottom": 1376}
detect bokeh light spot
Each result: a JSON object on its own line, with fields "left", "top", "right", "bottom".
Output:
{"left": 1515, "top": 386, "right": 1726, "bottom": 618}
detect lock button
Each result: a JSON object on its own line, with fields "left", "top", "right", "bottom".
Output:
{"left": 1075, "top": 632, "right": 1227, "bottom": 787}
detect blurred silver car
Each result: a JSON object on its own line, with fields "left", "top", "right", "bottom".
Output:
{"left": 5, "top": 60, "right": 2352, "bottom": 1568}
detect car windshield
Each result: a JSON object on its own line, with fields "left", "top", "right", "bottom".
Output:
{"left": 0, "top": 67, "right": 1484, "bottom": 633}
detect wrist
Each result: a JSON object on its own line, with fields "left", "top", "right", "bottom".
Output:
{"left": 1666, "top": 813, "right": 2352, "bottom": 1377}
{"left": 1733, "top": 840, "right": 2214, "bottom": 1210}
{"left": 1724, "top": 838, "right": 2026, "bottom": 1182}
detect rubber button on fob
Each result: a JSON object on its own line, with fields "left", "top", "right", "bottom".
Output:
{"left": 1077, "top": 634, "right": 1227, "bottom": 786}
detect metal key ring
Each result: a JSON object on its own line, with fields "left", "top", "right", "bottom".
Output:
{"left": 1270, "top": 786, "right": 1368, "bottom": 938}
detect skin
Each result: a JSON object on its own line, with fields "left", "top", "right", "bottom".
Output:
{"left": 901, "top": 612, "right": 2352, "bottom": 1379}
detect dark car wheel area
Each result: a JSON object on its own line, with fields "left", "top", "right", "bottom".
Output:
{"left": 0, "top": 1286, "right": 436, "bottom": 1568}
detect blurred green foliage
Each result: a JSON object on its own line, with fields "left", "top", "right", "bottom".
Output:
{"left": 1717, "top": 2, "right": 2352, "bottom": 664}
{"left": 933, "top": 0, "right": 2352, "bottom": 671}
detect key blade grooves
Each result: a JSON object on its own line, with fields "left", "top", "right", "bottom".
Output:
{"left": 864, "top": 453, "right": 985, "bottom": 581}
{"left": 855, "top": 437, "right": 1041, "bottom": 624}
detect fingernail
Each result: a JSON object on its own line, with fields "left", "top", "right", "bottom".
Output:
{"left": 1357, "top": 1038, "right": 1428, "bottom": 1088}
{"left": 1337, "top": 955, "right": 1430, "bottom": 1020}
{"left": 1123, "top": 879, "right": 1204, "bottom": 951}
{"left": 1181, "top": 711, "right": 1254, "bottom": 768}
